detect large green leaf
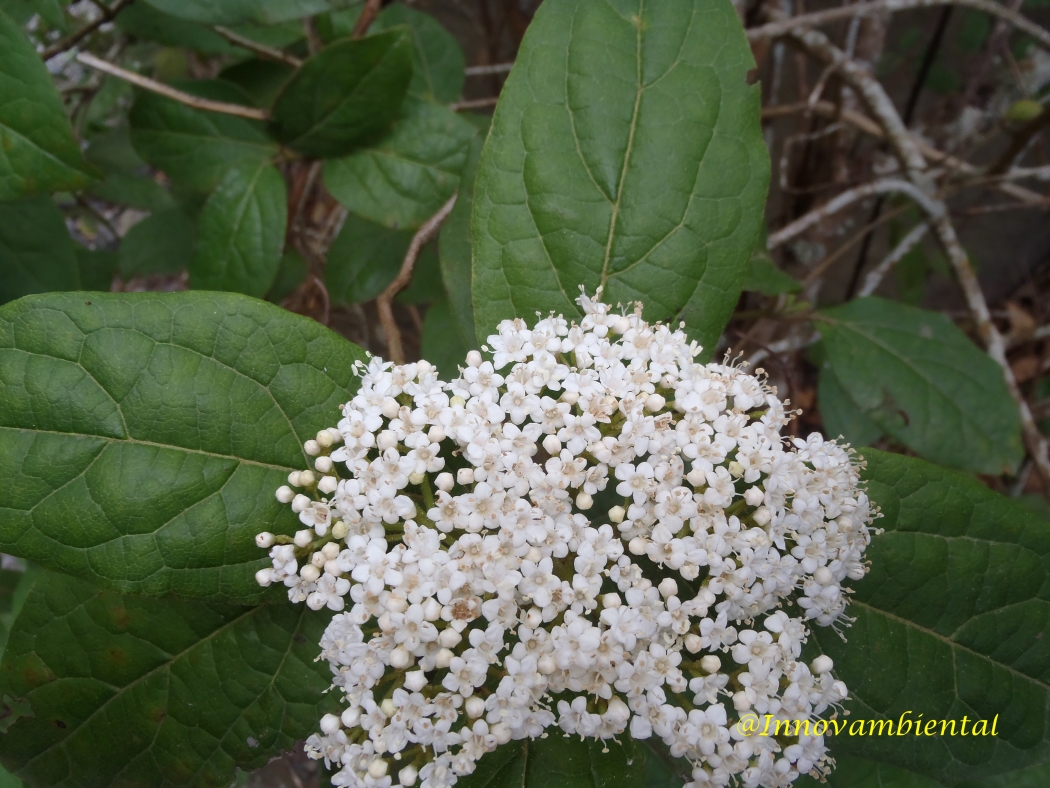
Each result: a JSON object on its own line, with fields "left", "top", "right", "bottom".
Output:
{"left": 117, "top": 209, "right": 196, "bottom": 278}
{"left": 796, "top": 755, "right": 944, "bottom": 788}
{"left": 116, "top": 3, "right": 240, "bottom": 53}
{"left": 0, "top": 291, "right": 366, "bottom": 602}
{"left": 270, "top": 29, "right": 412, "bottom": 159}
{"left": 813, "top": 449, "right": 1050, "bottom": 783}
{"left": 817, "top": 298, "right": 1023, "bottom": 475}
{"left": 438, "top": 133, "right": 482, "bottom": 350}
{"left": 470, "top": 0, "right": 768, "bottom": 353}
{"left": 421, "top": 300, "right": 468, "bottom": 380}
{"left": 324, "top": 97, "right": 476, "bottom": 229}
{"left": 0, "top": 572, "right": 335, "bottom": 788}
{"left": 0, "top": 197, "right": 79, "bottom": 305}
{"left": 325, "top": 212, "right": 412, "bottom": 305}
{"left": 129, "top": 82, "right": 278, "bottom": 192}
{"left": 818, "top": 360, "right": 884, "bottom": 447}
{"left": 457, "top": 734, "right": 646, "bottom": 788}
{"left": 189, "top": 162, "right": 287, "bottom": 297}
{"left": 0, "top": 8, "right": 96, "bottom": 199}
{"left": 373, "top": 5, "right": 465, "bottom": 104}
{"left": 142, "top": 0, "right": 343, "bottom": 25}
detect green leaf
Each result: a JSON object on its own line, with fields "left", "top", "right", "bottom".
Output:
{"left": 0, "top": 571, "right": 335, "bottom": 788}
{"left": 812, "top": 449, "right": 1050, "bottom": 783}
{"left": 189, "top": 162, "right": 287, "bottom": 297}
{"left": 743, "top": 251, "right": 801, "bottom": 295}
{"left": 457, "top": 734, "right": 646, "bottom": 788}
{"left": 89, "top": 171, "right": 175, "bottom": 212}
{"left": 0, "top": 7, "right": 97, "bottom": 199}
{"left": 957, "top": 761, "right": 1050, "bottom": 788}
{"left": 394, "top": 242, "right": 440, "bottom": 304}
{"left": 421, "top": 299, "right": 468, "bottom": 380}
{"left": 0, "top": 291, "right": 366, "bottom": 602}
{"left": 129, "top": 81, "right": 278, "bottom": 192}
{"left": 267, "top": 249, "right": 309, "bottom": 303}
{"left": 219, "top": 60, "right": 296, "bottom": 109}
{"left": 142, "top": 0, "right": 346, "bottom": 25}
{"left": 795, "top": 754, "right": 944, "bottom": 788}
{"left": 116, "top": 3, "right": 240, "bottom": 53}
{"left": 439, "top": 133, "right": 482, "bottom": 350}
{"left": 373, "top": 5, "right": 465, "bottom": 104}
{"left": 818, "top": 360, "right": 884, "bottom": 447}
{"left": 470, "top": 0, "right": 769, "bottom": 355}
{"left": 817, "top": 297, "right": 1023, "bottom": 475}
{"left": 74, "top": 247, "right": 117, "bottom": 292}
{"left": 325, "top": 212, "right": 412, "bottom": 305}
{"left": 0, "top": 197, "right": 79, "bottom": 305}
{"left": 117, "top": 208, "right": 196, "bottom": 278}
{"left": 324, "top": 97, "right": 476, "bottom": 229}
{"left": 270, "top": 29, "right": 413, "bottom": 159}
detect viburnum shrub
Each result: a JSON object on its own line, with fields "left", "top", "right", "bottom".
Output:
{"left": 258, "top": 291, "right": 874, "bottom": 788}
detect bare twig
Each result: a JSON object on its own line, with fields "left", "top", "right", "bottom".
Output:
{"left": 450, "top": 97, "right": 501, "bottom": 111}
{"left": 989, "top": 105, "right": 1050, "bottom": 175}
{"left": 353, "top": 0, "right": 382, "bottom": 38}
{"left": 302, "top": 17, "right": 323, "bottom": 54}
{"left": 858, "top": 222, "right": 931, "bottom": 296}
{"left": 75, "top": 52, "right": 271, "bottom": 120}
{"left": 791, "top": 26, "right": 1050, "bottom": 484}
{"left": 377, "top": 195, "right": 458, "bottom": 364}
{"left": 465, "top": 63, "right": 515, "bottom": 76}
{"left": 767, "top": 178, "right": 941, "bottom": 249}
{"left": 748, "top": 0, "right": 1050, "bottom": 53}
{"left": 747, "top": 331, "right": 821, "bottom": 365}
{"left": 41, "top": 0, "right": 134, "bottom": 60}
{"left": 213, "top": 26, "right": 303, "bottom": 67}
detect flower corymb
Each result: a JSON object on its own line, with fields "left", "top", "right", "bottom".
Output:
{"left": 255, "top": 290, "right": 874, "bottom": 788}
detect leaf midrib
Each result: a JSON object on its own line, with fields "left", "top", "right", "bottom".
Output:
{"left": 0, "top": 120, "right": 91, "bottom": 182}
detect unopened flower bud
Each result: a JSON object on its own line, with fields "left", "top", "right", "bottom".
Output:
{"left": 465, "top": 696, "right": 486, "bottom": 718}
{"left": 381, "top": 398, "right": 400, "bottom": 419}
{"left": 423, "top": 598, "right": 442, "bottom": 621}
{"left": 399, "top": 765, "right": 418, "bottom": 787}
{"left": 744, "top": 487, "right": 765, "bottom": 506}
{"left": 733, "top": 691, "right": 751, "bottom": 711}
{"left": 466, "top": 350, "right": 483, "bottom": 368}
{"left": 541, "top": 435, "right": 561, "bottom": 455}
{"left": 538, "top": 655, "right": 557, "bottom": 674}
{"left": 311, "top": 551, "right": 326, "bottom": 568}
{"left": 322, "top": 542, "right": 340, "bottom": 559}
{"left": 314, "top": 456, "right": 333, "bottom": 474}
{"left": 686, "top": 468, "right": 705, "bottom": 487}
{"left": 814, "top": 566, "right": 834, "bottom": 586}
{"left": 304, "top": 440, "right": 320, "bottom": 456}
{"left": 428, "top": 425, "right": 446, "bottom": 443}
{"left": 628, "top": 537, "right": 647, "bottom": 555}
{"left": 612, "top": 315, "right": 631, "bottom": 334}
{"left": 753, "top": 506, "right": 771, "bottom": 526}
{"left": 389, "top": 647, "right": 411, "bottom": 669}
{"left": 368, "top": 758, "right": 388, "bottom": 779}
{"left": 450, "top": 395, "right": 466, "bottom": 407}
{"left": 300, "top": 564, "right": 320, "bottom": 583}
{"left": 299, "top": 470, "right": 316, "bottom": 487}
{"left": 701, "top": 654, "right": 721, "bottom": 673}
{"left": 525, "top": 607, "right": 543, "bottom": 628}
{"left": 575, "top": 492, "right": 593, "bottom": 510}
{"left": 811, "top": 655, "right": 834, "bottom": 674}
{"left": 608, "top": 505, "right": 625, "bottom": 524}
{"left": 491, "top": 723, "right": 512, "bottom": 744}
{"left": 645, "top": 393, "right": 666, "bottom": 412}
{"left": 403, "top": 670, "right": 427, "bottom": 692}
{"left": 255, "top": 568, "right": 273, "bottom": 587}
{"left": 435, "top": 472, "right": 454, "bottom": 491}
{"left": 331, "top": 521, "right": 348, "bottom": 540}
{"left": 294, "top": 529, "right": 313, "bottom": 547}
{"left": 409, "top": 471, "right": 425, "bottom": 485}
{"left": 320, "top": 713, "right": 341, "bottom": 735}
{"left": 317, "top": 475, "right": 338, "bottom": 494}
{"left": 255, "top": 532, "right": 275, "bottom": 548}
{"left": 439, "top": 628, "right": 462, "bottom": 648}
{"left": 435, "top": 648, "right": 454, "bottom": 669}
{"left": 378, "top": 431, "right": 398, "bottom": 451}
{"left": 602, "top": 593, "right": 621, "bottom": 609}
{"left": 658, "top": 578, "right": 678, "bottom": 598}
{"left": 561, "top": 390, "right": 579, "bottom": 405}
{"left": 275, "top": 486, "right": 294, "bottom": 504}
{"left": 684, "top": 634, "right": 702, "bottom": 653}
{"left": 456, "top": 467, "right": 474, "bottom": 486}
{"left": 287, "top": 471, "right": 301, "bottom": 488}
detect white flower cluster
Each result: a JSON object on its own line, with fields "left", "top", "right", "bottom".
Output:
{"left": 256, "top": 290, "right": 873, "bottom": 788}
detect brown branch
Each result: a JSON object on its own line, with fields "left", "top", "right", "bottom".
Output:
{"left": 450, "top": 97, "right": 500, "bottom": 111}
{"left": 790, "top": 26, "right": 1050, "bottom": 485}
{"left": 75, "top": 52, "right": 271, "bottom": 120}
{"left": 748, "top": 0, "right": 1050, "bottom": 53}
{"left": 858, "top": 221, "right": 930, "bottom": 296}
{"left": 353, "top": 0, "right": 382, "bottom": 38}
{"left": 213, "top": 26, "right": 303, "bottom": 67}
{"left": 377, "top": 195, "right": 458, "bottom": 364}
{"left": 41, "top": 0, "right": 135, "bottom": 60}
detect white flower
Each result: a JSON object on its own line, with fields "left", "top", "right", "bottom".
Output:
{"left": 262, "top": 289, "right": 875, "bottom": 788}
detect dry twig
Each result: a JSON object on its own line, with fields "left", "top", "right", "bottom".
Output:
{"left": 75, "top": 52, "right": 271, "bottom": 120}
{"left": 353, "top": 0, "right": 383, "bottom": 38}
{"left": 858, "top": 222, "right": 931, "bottom": 297}
{"left": 213, "top": 26, "right": 303, "bottom": 67}
{"left": 41, "top": 0, "right": 134, "bottom": 60}
{"left": 377, "top": 195, "right": 459, "bottom": 364}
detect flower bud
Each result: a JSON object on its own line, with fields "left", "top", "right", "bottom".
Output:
{"left": 382, "top": 398, "right": 400, "bottom": 419}
{"left": 435, "top": 472, "right": 454, "bottom": 491}
{"left": 456, "top": 467, "right": 474, "bottom": 486}
{"left": 304, "top": 440, "right": 320, "bottom": 456}
{"left": 658, "top": 578, "right": 678, "bottom": 598}
{"left": 602, "top": 593, "right": 621, "bottom": 609}
{"left": 684, "top": 634, "right": 702, "bottom": 653}
{"left": 744, "top": 487, "right": 765, "bottom": 506}
{"left": 423, "top": 597, "right": 442, "bottom": 621}
{"left": 541, "top": 435, "right": 561, "bottom": 455}
{"left": 399, "top": 765, "right": 418, "bottom": 786}
{"left": 560, "top": 390, "right": 579, "bottom": 405}
{"left": 287, "top": 472, "right": 301, "bottom": 487}
{"left": 686, "top": 468, "right": 705, "bottom": 487}
{"left": 275, "top": 486, "right": 294, "bottom": 504}
{"left": 316, "top": 429, "right": 334, "bottom": 448}
{"left": 608, "top": 505, "right": 625, "bottom": 524}
{"left": 525, "top": 546, "right": 542, "bottom": 564}
{"left": 491, "top": 723, "right": 512, "bottom": 744}
{"left": 299, "top": 470, "right": 316, "bottom": 487}
{"left": 317, "top": 475, "right": 338, "bottom": 494}
{"left": 814, "top": 566, "right": 834, "bottom": 586}
{"left": 628, "top": 537, "right": 647, "bottom": 556}
{"left": 733, "top": 691, "right": 751, "bottom": 711}
{"left": 255, "top": 568, "right": 273, "bottom": 587}
{"left": 255, "top": 532, "right": 275, "bottom": 548}
{"left": 438, "top": 628, "right": 462, "bottom": 648}
{"left": 753, "top": 506, "right": 771, "bottom": 526}
{"left": 403, "top": 670, "right": 427, "bottom": 692}
{"left": 612, "top": 315, "right": 631, "bottom": 334}
{"left": 311, "top": 551, "right": 326, "bottom": 568}
{"left": 378, "top": 431, "right": 398, "bottom": 451}
{"left": 300, "top": 564, "right": 320, "bottom": 583}
{"left": 386, "top": 594, "right": 408, "bottom": 614}
{"left": 450, "top": 395, "right": 466, "bottom": 407}
{"left": 389, "top": 647, "right": 411, "bottom": 669}
{"left": 645, "top": 393, "right": 665, "bottom": 412}
{"left": 331, "top": 520, "right": 348, "bottom": 540}
{"left": 409, "top": 471, "right": 425, "bottom": 485}
{"left": 341, "top": 707, "right": 360, "bottom": 727}
{"left": 466, "top": 350, "right": 483, "bottom": 368}
{"left": 700, "top": 654, "right": 721, "bottom": 672}
{"left": 811, "top": 655, "right": 834, "bottom": 674}
{"left": 465, "top": 696, "right": 485, "bottom": 718}
{"left": 728, "top": 461, "right": 745, "bottom": 478}
{"left": 575, "top": 492, "right": 593, "bottom": 510}
{"left": 320, "top": 713, "right": 341, "bottom": 735}
{"left": 435, "top": 648, "right": 454, "bottom": 669}
{"left": 368, "top": 758, "right": 388, "bottom": 779}
{"left": 294, "top": 529, "right": 313, "bottom": 547}
{"left": 525, "top": 607, "right": 543, "bottom": 628}
{"left": 537, "top": 655, "right": 557, "bottom": 674}
{"left": 314, "top": 456, "right": 333, "bottom": 474}
{"left": 428, "top": 425, "right": 446, "bottom": 443}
